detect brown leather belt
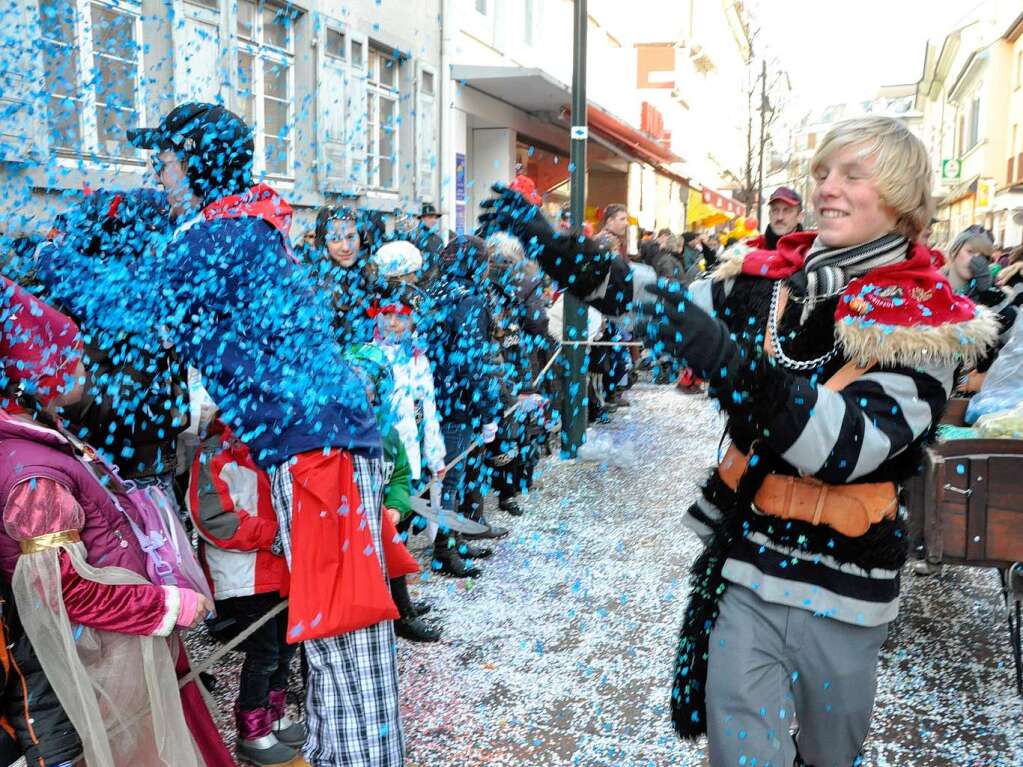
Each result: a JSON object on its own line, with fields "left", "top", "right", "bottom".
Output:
{"left": 717, "top": 444, "right": 898, "bottom": 538}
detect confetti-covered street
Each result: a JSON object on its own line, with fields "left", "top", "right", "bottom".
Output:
{"left": 190, "top": 384, "right": 1023, "bottom": 766}
{"left": 394, "top": 385, "right": 1023, "bottom": 767}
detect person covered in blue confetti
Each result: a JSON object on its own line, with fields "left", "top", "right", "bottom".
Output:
{"left": 0, "top": 278, "right": 234, "bottom": 767}
{"left": 423, "top": 235, "right": 505, "bottom": 577}
{"left": 124, "top": 102, "right": 404, "bottom": 767}
{"left": 479, "top": 116, "right": 1000, "bottom": 767}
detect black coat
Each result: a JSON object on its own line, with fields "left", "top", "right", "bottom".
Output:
{"left": 0, "top": 584, "right": 82, "bottom": 765}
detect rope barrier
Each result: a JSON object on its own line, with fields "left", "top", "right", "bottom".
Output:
{"left": 180, "top": 599, "right": 290, "bottom": 689}
{"left": 182, "top": 336, "right": 639, "bottom": 681}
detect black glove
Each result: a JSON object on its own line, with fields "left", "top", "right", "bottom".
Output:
{"left": 477, "top": 184, "right": 616, "bottom": 296}
{"left": 637, "top": 282, "right": 742, "bottom": 386}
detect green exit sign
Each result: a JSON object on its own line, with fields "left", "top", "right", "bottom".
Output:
{"left": 941, "top": 159, "right": 962, "bottom": 180}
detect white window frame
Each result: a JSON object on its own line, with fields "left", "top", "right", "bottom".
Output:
{"left": 40, "top": 0, "right": 148, "bottom": 165}
{"left": 234, "top": 0, "right": 296, "bottom": 179}
{"left": 366, "top": 45, "right": 401, "bottom": 192}
{"left": 173, "top": 0, "right": 225, "bottom": 105}
{"left": 523, "top": 0, "right": 535, "bottom": 47}
{"left": 415, "top": 61, "right": 438, "bottom": 202}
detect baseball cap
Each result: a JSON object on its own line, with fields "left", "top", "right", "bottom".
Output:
{"left": 768, "top": 187, "right": 802, "bottom": 207}
{"left": 127, "top": 102, "right": 253, "bottom": 156}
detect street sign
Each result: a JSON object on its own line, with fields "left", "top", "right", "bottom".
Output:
{"left": 941, "top": 159, "right": 962, "bottom": 181}
{"left": 976, "top": 177, "right": 994, "bottom": 212}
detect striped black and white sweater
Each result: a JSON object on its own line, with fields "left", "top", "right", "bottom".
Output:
{"left": 682, "top": 272, "right": 953, "bottom": 627}
{"left": 535, "top": 225, "right": 999, "bottom": 626}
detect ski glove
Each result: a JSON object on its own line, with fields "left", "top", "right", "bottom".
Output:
{"left": 477, "top": 184, "right": 617, "bottom": 297}
{"left": 637, "top": 282, "right": 742, "bottom": 385}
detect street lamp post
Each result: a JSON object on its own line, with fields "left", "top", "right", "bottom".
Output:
{"left": 756, "top": 58, "right": 768, "bottom": 226}
{"left": 562, "top": 0, "right": 589, "bottom": 456}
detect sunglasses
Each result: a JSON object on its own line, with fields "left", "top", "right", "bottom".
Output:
{"left": 149, "top": 154, "right": 182, "bottom": 174}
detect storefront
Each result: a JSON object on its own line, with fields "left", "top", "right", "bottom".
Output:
{"left": 448, "top": 65, "right": 687, "bottom": 248}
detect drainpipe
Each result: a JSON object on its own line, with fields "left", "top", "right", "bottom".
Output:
{"left": 439, "top": 0, "right": 453, "bottom": 234}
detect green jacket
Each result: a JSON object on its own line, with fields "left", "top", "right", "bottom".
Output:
{"left": 382, "top": 427, "right": 413, "bottom": 521}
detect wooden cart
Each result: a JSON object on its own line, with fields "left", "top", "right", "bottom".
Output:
{"left": 905, "top": 399, "right": 1023, "bottom": 695}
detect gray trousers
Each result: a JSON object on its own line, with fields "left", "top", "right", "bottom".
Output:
{"left": 706, "top": 584, "right": 887, "bottom": 767}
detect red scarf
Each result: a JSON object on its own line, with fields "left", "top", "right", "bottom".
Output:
{"left": 202, "top": 184, "right": 295, "bottom": 261}
{"left": 738, "top": 231, "right": 980, "bottom": 329}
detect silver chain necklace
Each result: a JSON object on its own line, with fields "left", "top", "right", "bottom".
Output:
{"left": 768, "top": 280, "right": 840, "bottom": 371}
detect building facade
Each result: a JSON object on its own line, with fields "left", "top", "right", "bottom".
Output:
{"left": 0, "top": 0, "right": 756, "bottom": 244}
{"left": 0, "top": 0, "right": 445, "bottom": 235}
{"left": 913, "top": 1, "right": 1023, "bottom": 247}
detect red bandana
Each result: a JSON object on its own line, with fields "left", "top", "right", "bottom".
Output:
{"left": 736, "top": 231, "right": 979, "bottom": 330}
{"left": 202, "top": 184, "right": 295, "bottom": 261}
{"left": 366, "top": 302, "right": 412, "bottom": 319}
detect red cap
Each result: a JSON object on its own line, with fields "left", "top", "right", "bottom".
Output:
{"left": 768, "top": 187, "right": 802, "bottom": 207}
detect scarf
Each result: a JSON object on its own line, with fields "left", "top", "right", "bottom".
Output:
{"left": 788, "top": 233, "right": 909, "bottom": 323}
{"left": 202, "top": 184, "right": 295, "bottom": 261}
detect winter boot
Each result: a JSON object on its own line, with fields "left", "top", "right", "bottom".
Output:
{"left": 268, "top": 689, "right": 306, "bottom": 749}
{"left": 235, "top": 705, "right": 298, "bottom": 766}
{"left": 499, "top": 495, "right": 523, "bottom": 516}
{"left": 395, "top": 614, "right": 442, "bottom": 642}
{"left": 432, "top": 535, "right": 482, "bottom": 578}
{"left": 389, "top": 574, "right": 441, "bottom": 641}
{"left": 455, "top": 536, "right": 493, "bottom": 559}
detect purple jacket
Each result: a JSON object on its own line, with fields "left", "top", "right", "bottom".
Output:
{"left": 0, "top": 413, "right": 150, "bottom": 580}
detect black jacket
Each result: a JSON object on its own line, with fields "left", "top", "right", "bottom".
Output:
{"left": 1, "top": 584, "right": 82, "bottom": 766}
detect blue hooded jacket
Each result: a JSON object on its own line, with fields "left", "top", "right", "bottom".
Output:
{"left": 160, "top": 214, "right": 380, "bottom": 468}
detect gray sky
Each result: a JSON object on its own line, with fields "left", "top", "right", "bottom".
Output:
{"left": 750, "top": 0, "right": 984, "bottom": 115}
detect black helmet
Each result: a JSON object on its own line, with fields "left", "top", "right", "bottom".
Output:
{"left": 128, "top": 102, "right": 254, "bottom": 204}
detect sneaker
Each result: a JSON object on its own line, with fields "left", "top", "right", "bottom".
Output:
{"left": 395, "top": 615, "right": 441, "bottom": 643}
{"left": 271, "top": 716, "right": 306, "bottom": 749}
{"left": 237, "top": 734, "right": 299, "bottom": 767}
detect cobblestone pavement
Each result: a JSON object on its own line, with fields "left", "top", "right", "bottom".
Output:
{"left": 189, "top": 384, "right": 1023, "bottom": 766}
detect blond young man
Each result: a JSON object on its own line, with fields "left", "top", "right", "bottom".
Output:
{"left": 480, "top": 116, "right": 999, "bottom": 766}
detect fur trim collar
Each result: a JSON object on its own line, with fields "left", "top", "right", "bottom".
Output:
{"left": 836, "top": 305, "right": 999, "bottom": 369}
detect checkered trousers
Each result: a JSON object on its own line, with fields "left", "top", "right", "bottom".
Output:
{"left": 270, "top": 452, "right": 405, "bottom": 767}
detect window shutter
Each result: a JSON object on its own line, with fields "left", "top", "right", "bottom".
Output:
{"left": 345, "top": 28, "right": 369, "bottom": 192}
{"left": 415, "top": 61, "right": 438, "bottom": 202}
{"left": 316, "top": 14, "right": 347, "bottom": 192}
{"left": 0, "top": 0, "right": 46, "bottom": 164}
{"left": 173, "top": 3, "right": 223, "bottom": 104}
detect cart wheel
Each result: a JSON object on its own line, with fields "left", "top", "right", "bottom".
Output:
{"left": 1003, "top": 564, "right": 1023, "bottom": 697}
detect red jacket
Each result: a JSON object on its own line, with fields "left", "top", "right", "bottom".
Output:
{"left": 187, "top": 424, "right": 290, "bottom": 600}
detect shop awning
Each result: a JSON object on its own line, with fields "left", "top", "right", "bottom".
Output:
{"left": 687, "top": 185, "right": 746, "bottom": 227}
{"left": 452, "top": 65, "right": 682, "bottom": 167}
{"left": 584, "top": 104, "right": 681, "bottom": 166}
{"left": 940, "top": 175, "right": 979, "bottom": 208}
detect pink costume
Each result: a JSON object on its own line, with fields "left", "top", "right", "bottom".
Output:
{"left": 0, "top": 278, "right": 235, "bottom": 767}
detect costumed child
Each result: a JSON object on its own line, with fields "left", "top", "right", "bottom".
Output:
{"left": 0, "top": 277, "right": 235, "bottom": 767}
{"left": 344, "top": 344, "right": 435, "bottom": 643}
{"left": 187, "top": 418, "right": 304, "bottom": 766}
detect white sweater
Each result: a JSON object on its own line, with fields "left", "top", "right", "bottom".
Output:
{"left": 376, "top": 340, "right": 446, "bottom": 481}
